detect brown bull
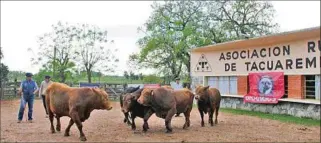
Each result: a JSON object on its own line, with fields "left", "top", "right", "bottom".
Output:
{"left": 162, "top": 85, "right": 174, "bottom": 90}
{"left": 45, "top": 82, "right": 113, "bottom": 141}
{"left": 137, "top": 87, "right": 194, "bottom": 133}
{"left": 195, "top": 85, "right": 221, "bottom": 127}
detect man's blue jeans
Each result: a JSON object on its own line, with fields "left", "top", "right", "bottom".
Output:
{"left": 18, "top": 94, "right": 34, "bottom": 121}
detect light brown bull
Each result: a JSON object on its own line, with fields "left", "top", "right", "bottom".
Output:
{"left": 45, "top": 82, "right": 113, "bottom": 141}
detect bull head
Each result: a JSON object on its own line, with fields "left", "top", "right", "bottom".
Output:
{"left": 92, "top": 88, "right": 113, "bottom": 110}
{"left": 121, "top": 93, "right": 135, "bottom": 113}
{"left": 195, "top": 85, "right": 209, "bottom": 100}
{"left": 137, "top": 88, "right": 152, "bottom": 106}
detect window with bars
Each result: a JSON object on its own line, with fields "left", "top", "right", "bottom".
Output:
{"left": 305, "top": 75, "right": 316, "bottom": 99}
{"left": 207, "top": 76, "right": 238, "bottom": 95}
{"left": 283, "top": 75, "right": 288, "bottom": 98}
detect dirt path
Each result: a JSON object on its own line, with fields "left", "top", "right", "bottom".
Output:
{"left": 1, "top": 99, "right": 320, "bottom": 142}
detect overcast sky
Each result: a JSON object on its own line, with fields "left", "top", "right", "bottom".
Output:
{"left": 1, "top": 1, "right": 320, "bottom": 75}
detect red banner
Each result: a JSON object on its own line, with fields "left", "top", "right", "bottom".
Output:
{"left": 244, "top": 72, "right": 284, "bottom": 104}
{"left": 144, "top": 84, "right": 161, "bottom": 89}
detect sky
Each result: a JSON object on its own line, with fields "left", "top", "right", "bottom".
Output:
{"left": 1, "top": 1, "right": 320, "bottom": 76}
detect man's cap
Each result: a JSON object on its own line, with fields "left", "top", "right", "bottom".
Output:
{"left": 45, "top": 75, "right": 51, "bottom": 79}
{"left": 25, "top": 73, "right": 33, "bottom": 77}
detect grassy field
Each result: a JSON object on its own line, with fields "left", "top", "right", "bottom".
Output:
{"left": 220, "top": 108, "right": 320, "bottom": 126}
{"left": 191, "top": 104, "right": 320, "bottom": 126}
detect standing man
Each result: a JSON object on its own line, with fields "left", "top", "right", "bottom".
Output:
{"left": 17, "top": 73, "right": 38, "bottom": 123}
{"left": 39, "top": 75, "right": 52, "bottom": 118}
{"left": 172, "top": 77, "right": 183, "bottom": 90}
{"left": 171, "top": 77, "right": 183, "bottom": 117}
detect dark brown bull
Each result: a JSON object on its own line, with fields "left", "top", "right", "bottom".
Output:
{"left": 122, "top": 88, "right": 154, "bottom": 131}
{"left": 45, "top": 82, "right": 113, "bottom": 141}
{"left": 195, "top": 85, "right": 221, "bottom": 127}
{"left": 119, "top": 86, "right": 140, "bottom": 126}
{"left": 137, "top": 87, "right": 194, "bottom": 133}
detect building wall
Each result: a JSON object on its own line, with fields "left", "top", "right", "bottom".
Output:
{"left": 220, "top": 96, "right": 320, "bottom": 120}
{"left": 191, "top": 38, "right": 320, "bottom": 76}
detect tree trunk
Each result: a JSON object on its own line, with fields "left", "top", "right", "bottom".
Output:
{"left": 186, "top": 56, "right": 191, "bottom": 83}
{"left": 59, "top": 71, "right": 66, "bottom": 83}
{"left": 86, "top": 69, "right": 92, "bottom": 83}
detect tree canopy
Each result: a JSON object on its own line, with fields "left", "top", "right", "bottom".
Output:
{"left": 29, "top": 21, "right": 118, "bottom": 83}
{"left": 131, "top": 0, "right": 279, "bottom": 81}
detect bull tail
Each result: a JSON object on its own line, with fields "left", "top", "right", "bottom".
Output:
{"left": 119, "top": 94, "right": 123, "bottom": 107}
{"left": 45, "top": 87, "right": 54, "bottom": 117}
{"left": 189, "top": 91, "right": 195, "bottom": 108}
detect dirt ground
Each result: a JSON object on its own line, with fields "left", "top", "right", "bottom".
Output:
{"left": 1, "top": 99, "right": 320, "bottom": 142}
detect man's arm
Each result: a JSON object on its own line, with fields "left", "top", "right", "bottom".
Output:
{"left": 33, "top": 82, "right": 39, "bottom": 95}
{"left": 38, "top": 81, "right": 43, "bottom": 97}
{"left": 18, "top": 82, "right": 23, "bottom": 96}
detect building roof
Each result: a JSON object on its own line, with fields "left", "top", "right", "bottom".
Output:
{"left": 192, "top": 26, "right": 320, "bottom": 52}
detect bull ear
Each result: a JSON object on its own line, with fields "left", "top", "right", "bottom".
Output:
{"left": 92, "top": 88, "right": 101, "bottom": 96}
{"left": 151, "top": 90, "right": 154, "bottom": 96}
{"left": 204, "top": 86, "right": 210, "bottom": 90}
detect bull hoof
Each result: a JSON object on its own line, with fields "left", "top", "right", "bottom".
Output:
{"left": 143, "top": 128, "right": 148, "bottom": 132}
{"left": 201, "top": 122, "right": 205, "bottom": 127}
{"left": 56, "top": 127, "right": 61, "bottom": 132}
{"left": 79, "top": 136, "right": 87, "bottom": 141}
{"left": 131, "top": 127, "right": 136, "bottom": 131}
{"left": 143, "top": 123, "right": 149, "bottom": 131}
{"left": 51, "top": 129, "right": 55, "bottom": 133}
{"left": 215, "top": 120, "right": 218, "bottom": 124}
{"left": 123, "top": 118, "right": 127, "bottom": 123}
{"left": 211, "top": 122, "right": 214, "bottom": 126}
{"left": 64, "top": 132, "right": 70, "bottom": 137}
{"left": 165, "top": 129, "right": 173, "bottom": 133}
{"left": 183, "top": 124, "right": 188, "bottom": 129}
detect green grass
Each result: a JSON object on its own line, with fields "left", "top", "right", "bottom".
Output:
{"left": 192, "top": 104, "right": 320, "bottom": 126}
{"left": 220, "top": 108, "right": 320, "bottom": 126}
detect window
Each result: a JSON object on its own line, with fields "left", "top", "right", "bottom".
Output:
{"left": 304, "top": 75, "right": 316, "bottom": 99}
{"left": 315, "top": 75, "right": 320, "bottom": 100}
{"left": 207, "top": 76, "right": 238, "bottom": 95}
{"left": 283, "top": 75, "right": 288, "bottom": 98}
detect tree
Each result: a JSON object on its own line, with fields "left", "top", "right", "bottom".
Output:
{"left": 0, "top": 63, "right": 9, "bottom": 84}
{"left": 123, "top": 71, "right": 129, "bottom": 79}
{"left": 205, "top": 0, "right": 279, "bottom": 40}
{"left": 139, "top": 73, "right": 143, "bottom": 80}
{"left": 133, "top": 1, "right": 207, "bottom": 81}
{"left": 0, "top": 47, "right": 3, "bottom": 60}
{"left": 134, "top": 0, "right": 279, "bottom": 81}
{"left": 129, "top": 71, "right": 135, "bottom": 80}
{"left": 0, "top": 47, "right": 9, "bottom": 89}
{"left": 7, "top": 71, "right": 26, "bottom": 81}
{"left": 73, "top": 24, "right": 119, "bottom": 83}
{"left": 29, "top": 21, "right": 77, "bottom": 83}
{"left": 143, "top": 74, "right": 162, "bottom": 84}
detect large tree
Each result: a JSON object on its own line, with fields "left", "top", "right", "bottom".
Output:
{"left": 29, "top": 21, "right": 77, "bottom": 82}
{"left": 0, "top": 47, "right": 3, "bottom": 60}
{"left": 133, "top": 0, "right": 279, "bottom": 81}
{"left": 73, "top": 24, "right": 119, "bottom": 83}
{"left": 0, "top": 48, "right": 9, "bottom": 87}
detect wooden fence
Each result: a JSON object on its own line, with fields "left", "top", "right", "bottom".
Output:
{"left": 0, "top": 82, "right": 191, "bottom": 100}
